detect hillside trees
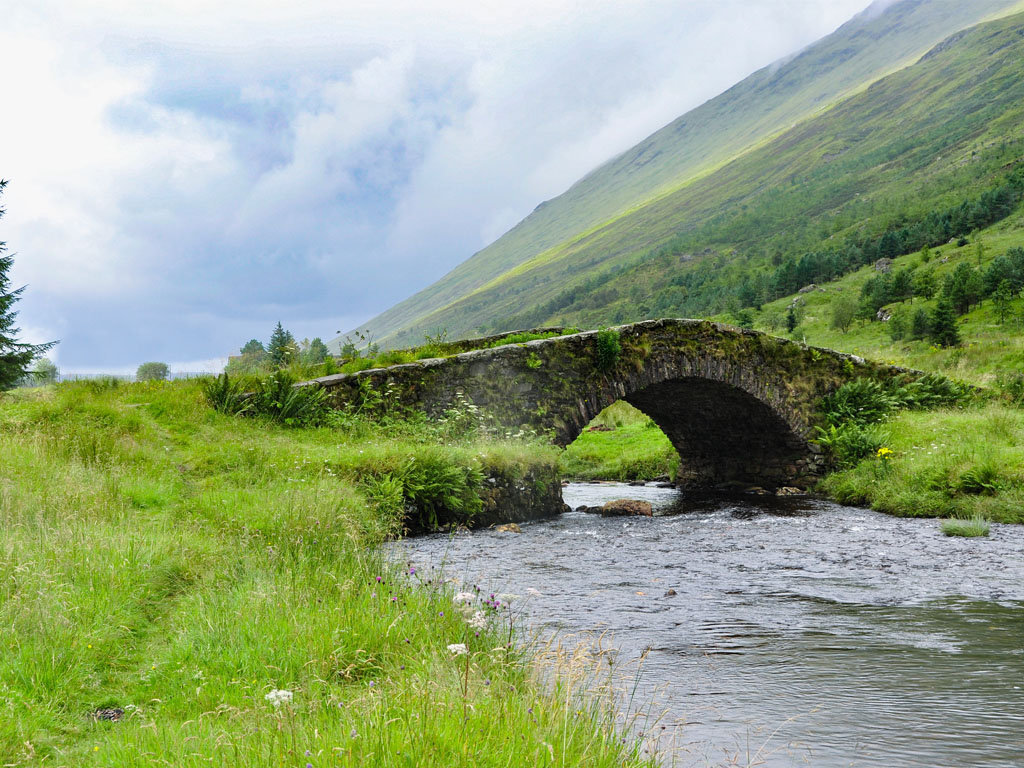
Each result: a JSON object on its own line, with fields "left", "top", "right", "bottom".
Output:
{"left": 0, "top": 180, "right": 55, "bottom": 390}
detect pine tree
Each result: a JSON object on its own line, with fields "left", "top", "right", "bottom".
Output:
{"left": 1, "top": 180, "right": 55, "bottom": 390}
{"left": 267, "top": 322, "right": 296, "bottom": 367}
{"left": 929, "top": 297, "right": 961, "bottom": 347}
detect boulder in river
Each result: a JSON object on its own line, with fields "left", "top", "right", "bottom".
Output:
{"left": 600, "top": 499, "right": 653, "bottom": 517}
{"left": 495, "top": 523, "right": 522, "bottom": 533}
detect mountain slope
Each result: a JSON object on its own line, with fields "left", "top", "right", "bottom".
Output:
{"left": 368, "top": 6, "right": 1024, "bottom": 347}
{"left": 346, "top": 0, "right": 1022, "bottom": 349}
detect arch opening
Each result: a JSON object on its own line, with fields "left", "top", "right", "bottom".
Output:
{"left": 561, "top": 401, "right": 681, "bottom": 482}
{"left": 623, "top": 377, "right": 812, "bottom": 490}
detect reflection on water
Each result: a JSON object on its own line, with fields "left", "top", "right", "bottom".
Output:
{"left": 391, "top": 483, "right": 1024, "bottom": 767}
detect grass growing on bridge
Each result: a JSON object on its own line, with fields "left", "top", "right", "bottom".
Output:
{"left": 0, "top": 380, "right": 654, "bottom": 768}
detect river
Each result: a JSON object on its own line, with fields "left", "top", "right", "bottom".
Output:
{"left": 392, "top": 483, "right": 1024, "bottom": 767}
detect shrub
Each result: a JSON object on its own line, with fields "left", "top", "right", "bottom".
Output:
{"left": 136, "top": 362, "right": 170, "bottom": 381}
{"left": 595, "top": 329, "right": 621, "bottom": 371}
{"left": 815, "top": 422, "right": 888, "bottom": 468}
{"left": 821, "top": 378, "right": 898, "bottom": 427}
{"left": 202, "top": 373, "right": 253, "bottom": 416}
{"left": 253, "top": 369, "right": 329, "bottom": 427}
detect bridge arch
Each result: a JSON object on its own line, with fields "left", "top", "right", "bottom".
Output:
{"left": 311, "top": 319, "right": 907, "bottom": 490}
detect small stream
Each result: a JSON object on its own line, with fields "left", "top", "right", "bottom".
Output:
{"left": 392, "top": 483, "right": 1024, "bottom": 767}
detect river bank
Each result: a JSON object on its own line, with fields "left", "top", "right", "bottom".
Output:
{"left": 0, "top": 380, "right": 648, "bottom": 767}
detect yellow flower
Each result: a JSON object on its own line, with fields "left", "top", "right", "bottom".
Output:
{"left": 876, "top": 447, "right": 894, "bottom": 460}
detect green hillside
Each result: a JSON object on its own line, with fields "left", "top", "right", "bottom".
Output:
{"left": 370, "top": 8, "right": 1024, "bottom": 347}
{"left": 350, "top": 0, "right": 1022, "bottom": 349}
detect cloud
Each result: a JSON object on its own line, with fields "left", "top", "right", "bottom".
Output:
{"left": 0, "top": 0, "right": 869, "bottom": 369}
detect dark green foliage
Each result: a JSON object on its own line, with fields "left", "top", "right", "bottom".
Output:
{"left": 821, "top": 374, "right": 971, "bottom": 429}
{"left": 594, "top": 329, "right": 621, "bottom": 371}
{"left": 943, "top": 263, "right": 984, "bottom": 314}
{"left": 815, "top": 422, "right": 888, "bottom": 468}
{"left": 993, "top": 279, "right": 1014, "bottom": 323}
{"left": 995, "top": 373, "right": 1024, "bottom": 406}
{"left": 910, "top": 307, "right": 932, "bottom": 340}
{"left": 821, "top": 378, "right": 900, "bottom": 427}
{"left": 202, "top": 373, "right": 253, "bottom": 416}
{"left": 786, "top": 306, "right": 798, "bottom": 333}
{"left": 0, "top": 180, "right": 55, "bottom": 390}
{"left": 929, "top": 297, "right": 961, "bottom": 347}
{"left": 136, "top": 362, "right": 169, "bottom": 382}
{"left": 203, "top": 371, "right": 328, "bottom": 426}
{"left": 731, "top": 308, "right": 755, "bottom": 329}
{"left": 267, "top": 322, "right": 297, "bottom": 367}
{"left": 983, "top": 247, "right": 1024, "bottom": 295}
{"left": 912, "top": 267, "right": 937, "bottom": 300}
{"left": 817, "top": 373, "right": 971, "bottom": 468}
{"left": 253, "top": 369, "right": 328, "bottom": 427}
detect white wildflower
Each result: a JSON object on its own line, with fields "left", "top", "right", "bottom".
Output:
{"left": 454, "top": 591, "right": 475, "bottom": 603}
{"left": 526, "top": 588, "right": 542, "bottom": 597}
{"left": 468, "top": 611, "right": 488, "bottom": 630}
{"left": 447, "top": 643, "right": 468, "bottom": 656}
{"left": 498, "top": 593, "right": 519, "bottom": 603}
{"left": 265, "top": 689, "right": 293, "bottom": 707}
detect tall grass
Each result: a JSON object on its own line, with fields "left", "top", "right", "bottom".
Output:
{"left": 821, "top": 403, "right": 1024, "bottom": 523}
{"left": 0, "top": 381, "right": 653, "bottom": 767}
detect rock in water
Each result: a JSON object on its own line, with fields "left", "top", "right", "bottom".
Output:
{"left": 601, "top": 499, "right": 653, "bottom": 517}
{"left": 495, "top": 523, "right": 522, "bottom": 533}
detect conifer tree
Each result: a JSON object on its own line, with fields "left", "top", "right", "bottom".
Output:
{"left": 929, "top": 297, "right": 961, "bottom": 347}
{"left": 267, "top": 322, "right": 296, "bottom": 367}
{"left": 0, "top": 180, "right": 55, "bottom": 390}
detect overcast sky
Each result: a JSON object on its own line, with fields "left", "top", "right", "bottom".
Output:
{"left": 0, "top": 0, "right": 870, "bottom": 372}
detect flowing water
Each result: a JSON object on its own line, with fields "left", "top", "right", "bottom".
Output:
{"left": 392, "top": 483, "right": 1024, "bottom": 767}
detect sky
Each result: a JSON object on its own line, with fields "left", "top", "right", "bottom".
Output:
{"left": 0, "top": 0, "right": 871, "bottom": 373}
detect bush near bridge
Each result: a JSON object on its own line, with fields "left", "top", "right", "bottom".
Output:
{"left": 0, "top": 379, "right": 654, "bottom": 768}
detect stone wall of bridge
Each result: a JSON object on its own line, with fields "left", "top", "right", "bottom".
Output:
{"left": 307, "top": 319, "right": 911, "bottom": 490}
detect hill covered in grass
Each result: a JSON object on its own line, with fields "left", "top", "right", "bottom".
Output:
{"left": 351, "top": 0, "right": 1023, "bottom": 349}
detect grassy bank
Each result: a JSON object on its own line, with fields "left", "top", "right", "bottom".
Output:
{"left": 0, "top": 380, "right": 653, "bottom": 767}
{"left": 821, "top": 403, "right": 1024, "bottom": 523}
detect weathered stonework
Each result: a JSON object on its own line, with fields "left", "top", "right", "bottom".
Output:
{"left": 307, "top": 319, "right": 917, "bottom": 491}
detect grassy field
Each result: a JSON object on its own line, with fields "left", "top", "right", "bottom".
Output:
{"left": 0, "top": 380, "right": 654, "bottom": 767}
{"left": 560, "top": 402, "right": 679, "bottom": 482}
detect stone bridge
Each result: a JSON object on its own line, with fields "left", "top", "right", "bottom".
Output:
{"left": 307, "top": 319, "right": 911, "bottom": 490}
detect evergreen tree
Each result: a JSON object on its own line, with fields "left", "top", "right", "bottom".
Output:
{"left": 267, "top": 322, "right": 297, "bottom": 367}
{"left": 1, "top": 180, "right": 56, "bottom": 390}
{"left": 943, "top": 263, "right": 983, "bottom": 315}
{"left": 910, "top": 307, "right": 931, "bottom": 340}
{"left": 993, "top": 279, "right": 1014, "bottom": 324}
{"left": 785, "top": 305, "right": 798, "bottom": 334}
{"left": 929, "top": 297, "right": 961, "bottom": 347}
